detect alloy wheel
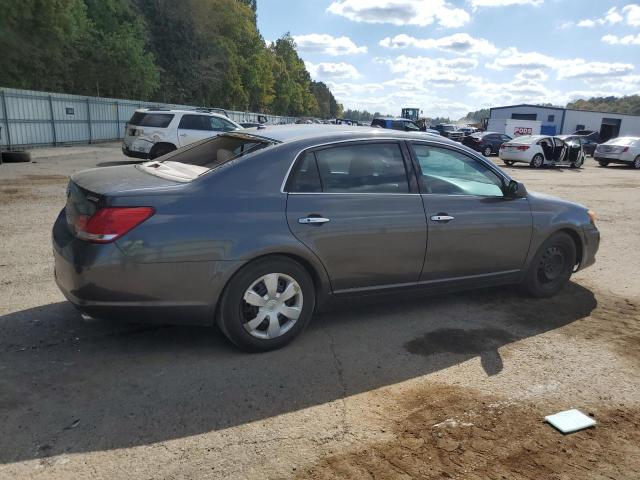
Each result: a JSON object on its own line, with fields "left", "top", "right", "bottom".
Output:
{"left": 241, "top": 273, "right": 303, "bottom": 339}
{"left": 634, "top": 157, "right": 640, "bottom": 169}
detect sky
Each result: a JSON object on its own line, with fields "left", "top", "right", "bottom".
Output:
{"left": 257, "top": 0, "right": 640, "bottom": 119}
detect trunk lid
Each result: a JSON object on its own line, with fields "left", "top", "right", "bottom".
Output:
{"left": 70, "top": 165, "right": 183, "bottom": 196}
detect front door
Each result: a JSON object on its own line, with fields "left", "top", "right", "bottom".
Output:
{"left": 285, "top": 142, "right": 427, "bottom": 292}
{"left": 409, "top": 142, "right": 533, "bottom": 283}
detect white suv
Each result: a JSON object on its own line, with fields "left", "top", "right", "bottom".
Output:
{"left": 122, "top": 108, "right": 242, "bottom": 159}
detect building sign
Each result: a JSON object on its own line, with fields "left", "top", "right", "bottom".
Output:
{"left": 513, "top": 126, "right": 533, "bottom": 136}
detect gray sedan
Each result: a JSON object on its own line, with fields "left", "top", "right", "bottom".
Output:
{"left": 53, "top": 126, "right": 600, "bottom": 351}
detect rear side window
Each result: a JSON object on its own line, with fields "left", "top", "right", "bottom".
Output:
{"left": 287, "top": 153, "right": 322, "bottom": 192}
{"left": 179, "top": 115, "right": 210, "bottom": 131}
{"left": 129, "top": 112, "right": 174, "bottom": 128}
{"left": 315, "top": 143, "right": 409, "bottom": 193}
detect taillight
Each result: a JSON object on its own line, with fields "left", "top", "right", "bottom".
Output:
{"left": 74, "top": 207, "right": 154, "bottom": 243}
{"left": 516, "top": 146, "right": 529, "bottom": 151}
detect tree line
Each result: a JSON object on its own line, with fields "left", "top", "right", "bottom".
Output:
{"left": 0, "top": 0, "right": 342, "bottom": 118}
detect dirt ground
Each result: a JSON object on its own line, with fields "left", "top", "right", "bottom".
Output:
{"left": 0, "top": 143, "right": 639, "bottom": 479}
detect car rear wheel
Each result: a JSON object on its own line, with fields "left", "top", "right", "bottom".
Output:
{"left": 483, "top": 146, "right": 493, "bottom": 157}
{"left": 217, "top": 256, "right": 315, "bottom": 352}
{"left": 598, "top": 161, "right": 609, "bottom": 167}
{"left": 530, "top": 154, "right": 544, "bottom": 168}
{"left": 148, "top": 143, "right": 176, "bottom": 160}
{"left": 503, "top": 160, "right": 515, "bottom": 166}
{"left": 633, "top": 156, "right": 640, "bottom": 169}
{"left": 521, "top": 232, "right": 576, "bottom": 298}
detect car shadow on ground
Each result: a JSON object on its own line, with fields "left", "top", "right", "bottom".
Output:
{"left": 0, "top": 282, "right": 596, "bottom": 464}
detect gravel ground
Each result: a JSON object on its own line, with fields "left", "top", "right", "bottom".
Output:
{"left": 0, "top": 143, "right": 638, "bottom": 479}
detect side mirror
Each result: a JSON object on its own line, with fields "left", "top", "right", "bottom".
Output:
{"left": 504, "top": 180, "right": 526, "bottom": 198}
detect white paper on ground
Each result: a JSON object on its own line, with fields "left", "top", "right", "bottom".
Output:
{"left": 545, "top": 409, "right": 596, "bottom": 433}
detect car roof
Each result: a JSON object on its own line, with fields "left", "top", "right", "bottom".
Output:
{"left": 239, "top": 124, "right": 461, "bottom": 146}
{"left": 136, "top": 108, "right": 231, "bottom": 119}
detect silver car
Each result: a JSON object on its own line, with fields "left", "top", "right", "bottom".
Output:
{"left": 53, "top": 126, "right": 600, "bottom": 351}
{"left": 594, "top": 137, "right": 640, "bottom": 169}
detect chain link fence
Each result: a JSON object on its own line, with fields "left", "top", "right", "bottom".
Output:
{"left": 0, "top": 87, "right": 297, "bottom": 149}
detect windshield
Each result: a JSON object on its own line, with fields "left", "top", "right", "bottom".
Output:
{"left": 442, "top": 125, "right": 455, "bottom": 131}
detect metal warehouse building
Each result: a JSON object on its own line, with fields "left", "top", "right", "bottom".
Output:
{"left": 488, "top": 104, "right": 640, "bottom": 142}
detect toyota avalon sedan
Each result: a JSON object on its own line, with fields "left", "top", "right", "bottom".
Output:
{"left": 53, "top": 126, "right": 600, "bottom": 351}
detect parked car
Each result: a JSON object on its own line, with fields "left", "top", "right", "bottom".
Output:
{"left": 371, "top": 117, "right": 440, "bottom": 136}
{"left": 572, "top": 130, "right": 600, "bottom": 142}
{"left": 594, "top": 137, "right": 640, "bottom": 168}
{"left": 434, "top": 124, "right": 464, "bottom": 142}
{"left": 53, "top": 126, "right": 599, "bottom": 351}
{"left": 240, "top": 122, "right": 262, "bottom": 128}
{"left": 557, "top": 135, "right": 598, "bottom": 156}
{"left": 122, "top": 108, "right": 241, "bottom": 160}
{"left": 499, "top": 135, "right": 585, "bottom": 168}
{"left": 462, "top": 131, "right": 512, "bottom": 157}
{"left": 457, "top": 126, "right": 477, "bottom": 136}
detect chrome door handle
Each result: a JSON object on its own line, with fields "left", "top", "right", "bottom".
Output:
{"left": 179, "top": 133, "right": 187, "bottom": 137}
{"left": 298, "top": 217, "right": 330, "bottom": 224}
{"left": 430, "top": 215, "right": 455, "bottom": 222}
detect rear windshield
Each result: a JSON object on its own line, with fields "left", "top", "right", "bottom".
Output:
{"left": 129, "top": 112, "right": 174, "bottom": 128}
{"left": 510, "top": 135, "right": 540, "bottom": 144}
{"left": 155, "top": 134, "right": 274, "bottom": 169}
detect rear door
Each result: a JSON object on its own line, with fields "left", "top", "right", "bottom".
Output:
{"left": 409, "top": 141, "right": 532, "bottom": 283}
{"left": 285, "top": 141, "right": 427, "bottom": 292}
{"left": 177, "top": 114, "right": 213, "bottom": 146}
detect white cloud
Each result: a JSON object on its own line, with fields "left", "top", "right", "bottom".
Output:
{"left": 486, "top": 47, "right": 635, "bottom": 81}
{"left": 379, "top": 33, "right": 498, "bottom": 56}
{"left": 327, "top": 0, "right": 470, "bottom": 28}
{"left": 624, "top": 4, "right": 640, "bottom": 26}
{"left": 515, "top": 69, "right": 549, "bottom": 81}
{"left": 576, "top": 19, "right": 596, "bottom": 28}
{"left": 381, "top": 55, "right": 481, "bottom": 87}
{"left": 469, "top": 0, "right": 543, "bottom": 8}
{"left": 293, "top": 34, "right": 367, "bottom": 56}
{"left": 602, "top": 33, "right": 640, "bottom": 45}
{"left": 305, "top": 61, "right": 361, "bottom": 80}
{"left": 486, "top": 48, "right": 557, "bottom": 70}
{"left": 575, "top": 5, "right": 637, "bottom": 28}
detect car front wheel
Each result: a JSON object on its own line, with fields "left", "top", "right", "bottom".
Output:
{"left": 483, "top": 146, "right": 493, "bottom": 156}
{"left": 598, "top": 161, "right": 609, "bottom": 167}
{"left": 530, "top": 153, "right": 544, "bottom": 168}
{"left": 521, "top": 232, "right": 576, "bottom": 298}
{"left": 503, "top": 160, "right": 515, "bottom": 166}
{"left": 217, "top": 256, "right": 315, "bottom": 351}
{"left": 633, "top": 156, "right": 640, "bottom": 169}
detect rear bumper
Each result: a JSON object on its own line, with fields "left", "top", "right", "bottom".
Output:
{"left": 121, "top": 137, "right": 153, "bottom": 159}
{"left": 593, "top": 155, "right": 631, "bottom": 164}
{"left": 52, "top": 209, "right": 240, "bottom": 325}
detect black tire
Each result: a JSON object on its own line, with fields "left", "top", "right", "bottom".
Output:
{"left": 530, "top": 153, "right": 544, "bottom": 169}
{"left": 482, "top": 146, "right": 493, "bottom": 157}
{"left": 598, "top": 161, "right": 609, "bottom": 167}
{"left": 503, "top": 160, "right": 515, "bottom": 166}
{"left": 2, "top": 151, "right": 31, "bottom": 163}
{"left": 521, "top": 232, "right": 576, "bottom": 298}
{"left": 217, "top": 256, "right": 316, "bottom": 352}
{"left": 632, "top": 156, "right": 640, "bottom": 169}
{"left": 148, "top": 143, "right": 176, "bottom": 160}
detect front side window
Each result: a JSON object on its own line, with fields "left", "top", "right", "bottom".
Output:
{"left": 500, "top": 135, "right": 512, "bottom": 142}
{"left": 411, "top": 144, "right": 504, "bottom": 197}
{"left": 404, "top": 121, "right": 420, "bottom": 131}
{"left": 210, "top": 117, "right": 238, "bottom": 132}
{"left": 305, "top": 143, "right": 409, "bottom": 194}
